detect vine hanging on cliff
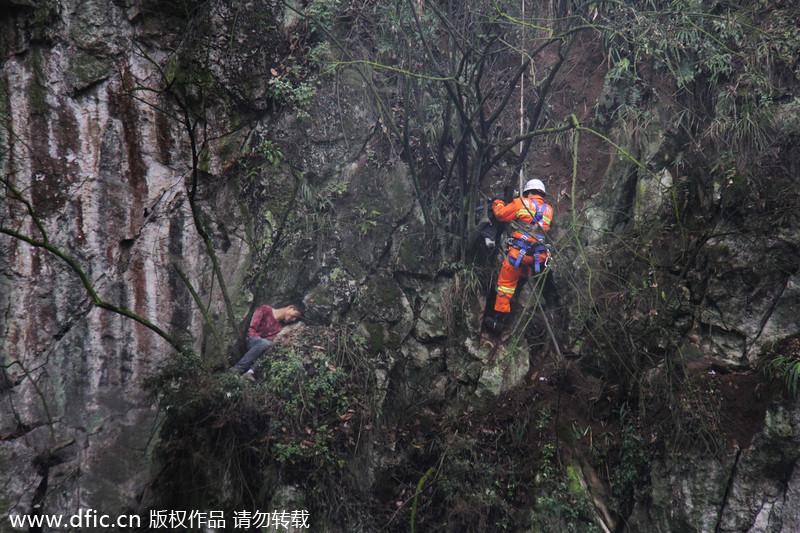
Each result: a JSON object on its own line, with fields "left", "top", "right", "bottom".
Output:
{"left": 0, "top": 175, "right": 184, "bottom": 353}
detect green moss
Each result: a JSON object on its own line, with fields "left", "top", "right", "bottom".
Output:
{"left": 67, "top": 50, "right": 112, "bottom": 92}
{"left": 0, "top": 447, "right": 12, "bottom": 514}
{"left": 0, "top": 77, "right": 9, "bottom": 154}
{"left": 337, "top": 252, "right": 366, "bottom": 280}
{"left": 362, "top": 325, "right": 402, "bottom": 352}
{"left": 217, "top": 133, "right": 242, "bottom": 163}
{"left": 386, "top": 330, "right": 402, "bottom": 350}
{"left": 566, "top": 464, "right": 584, "bottom": 496}
{"left": 396, "top": 231, "right": 427, "bottom": 271}
{"left": 329, "top": 267, "right": 347, "bottom": 283}
{"left": 556, "top": 418, "right": 578, "bottom": 448}
{"left": 29, "top": 48, "right": 48, "bottom": 116}
{"left": 363, "top": 322, "right": 385, "bottom": 351}
{"left": 764, "top": 406, "right": 800, "bottom": 438}
{"left": 31, "top": 0, "right": 58, "bottom": 38}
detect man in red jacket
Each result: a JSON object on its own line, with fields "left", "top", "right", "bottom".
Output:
{"left": 233, "top": 301, "right": 305, "bottom": 376}
{"left": 485, "top": 178, "right": 553, "bottom": 334}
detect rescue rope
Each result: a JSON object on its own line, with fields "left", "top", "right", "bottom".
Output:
{"left": 538, "top": 299, "right": 563, "bottom": 360}
{"left": 519, "top": 0, "right": 525, "bottom": 194}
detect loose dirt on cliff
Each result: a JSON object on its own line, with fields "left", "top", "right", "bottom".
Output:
{"left": 526, "top": 30, "right": 613, "bottom": 214}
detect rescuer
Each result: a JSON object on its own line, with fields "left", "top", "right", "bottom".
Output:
{"left": 484, "top": 178, "right": 553, "bottom": 334}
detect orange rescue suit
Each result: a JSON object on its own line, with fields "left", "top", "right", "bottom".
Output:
{"left": 491, "top": 195, "right": 553, "bottom": 313}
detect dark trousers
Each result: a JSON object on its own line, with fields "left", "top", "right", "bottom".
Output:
{"left": 233, "top": 337, "right": 273, "bottom": 372}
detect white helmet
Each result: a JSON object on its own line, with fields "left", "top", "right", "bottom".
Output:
{"left": 523, "top": 178, "right": 546, "bottom": 195}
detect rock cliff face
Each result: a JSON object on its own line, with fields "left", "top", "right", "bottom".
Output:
{"left": 626, "top": 397, "right": 800, "bottom": 532}
{"left": 1, "top": 1, "right": 800, "bottom": 531}
{"left": 1, "top": 0, "right": 194, "bottom": 519}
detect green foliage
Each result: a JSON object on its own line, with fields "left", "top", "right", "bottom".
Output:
{"left": 599, "top": 1, "right": 742, "bottom": 90}
{"left": 767, "top": 355, "right": 800, "bottom": 397}
{"left": 256, "top": 139, "right": 283, "bottom": 165}
{"left": 296, "top": 176, "right": 348, "bottom": 240}
{"left": 144, "top": 325, "right": 377, "bottom": 518}
{"left": 440, "top": 264, "right": 492, "bottom": 336}
{"left": 589, "top": 422, "right": 650, "bottom": 521}
{"left": 763, "top": 337, "right": 800, "bottom": 397}
{"left": 329, "top": 0, "right": 590, "bottom": 262}
{"left": 596, "top": 0, "right": 800, "bottom": 212}
{"left": 303, "top": 0, "right": 341, "bottom": 35}
{"left": 403, "top": 404, "right": 604, "bottom": 532}
{"left": 410, "top": 467, "right": 435, "bottom": 533}
{"left": 433, "top": 434, "right": 517, "bottom": 531}
{"left": 355, "top": 203, "right": 381, "bottom": 235}
{"left": 30, "top": 0, "right": 59, "bottom": 37}
{"left": 262, "top": 347, "right": 349, "bottom": 428}
{"left": 532, "top": 443, "right": 600, "bottom": 533}
{"left": 528, "top": 408, "right": 600, "bottom": 533}
{"left": 308, "top": 42, "right": 333, "bottom": 67}
{"left": 706, "top": 90, "right": 774, "bottom": 156}
{"left": 268, "top": 76, "right": 317, "bottom": 119}
{"left": 609, "top": 425, "right": 650, "bottom": 512}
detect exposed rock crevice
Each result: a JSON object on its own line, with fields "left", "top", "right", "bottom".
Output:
{"left": 714, "top": 448, "right": 742, "bottom": 533}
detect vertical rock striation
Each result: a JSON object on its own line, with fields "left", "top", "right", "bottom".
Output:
{"left": 0, "top": 0, "right": 210, "bottom": 520}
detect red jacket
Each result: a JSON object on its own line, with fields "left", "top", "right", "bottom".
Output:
{"left": 248, "top": 305, "right": 283, "bottom": 340}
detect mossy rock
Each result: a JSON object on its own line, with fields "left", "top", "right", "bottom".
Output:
{"left": 362, "top": 321, "right": 403, "bottom": 352}
{"left": 390, "top": 215, "right": 436, "bottom": 275}
{"left": 350, "top": 272, "right": 412, "bottom": 325}
{"left": 472, "top": 338, "right": 529, "bottom": 404}
{"left": 763, "top": 405, "right": 800, "bottom": 439}
{"left": 634, "top": 168, "right": 673, "bottom": 229}
{"left": 415, "top": 278, "right": 451, "bottom": 342}
{"left": 67, "top": 49, "right": 112, "bottom": 92}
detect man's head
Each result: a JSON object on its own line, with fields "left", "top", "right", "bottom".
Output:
{"left": 280, "top": 300, "right": 305, "bottom": 323}
{"left": 522, "top": 178, "right": 546, "bottom": 197}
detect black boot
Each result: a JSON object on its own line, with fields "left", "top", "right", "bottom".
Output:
{"left": 484, "top": 311, "right": 509, "bottom": 335}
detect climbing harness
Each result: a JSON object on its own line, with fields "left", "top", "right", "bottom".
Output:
{"left": 507, "top": 198, "right": 552, "bottom": 273}
{"left": 508, "top": 233, "right": 550, "bottom": 272}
